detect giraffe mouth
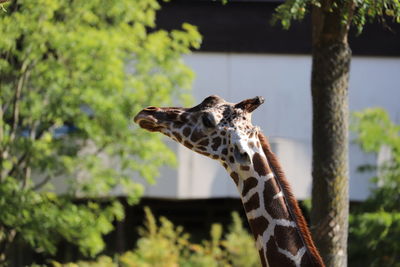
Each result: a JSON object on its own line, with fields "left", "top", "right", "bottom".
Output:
{"left": 134, "top": 112, "right": 164, "bottom": 132}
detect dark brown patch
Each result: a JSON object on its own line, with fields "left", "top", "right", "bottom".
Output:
{"left": 183, "top": 127, "right": 191, "bottom": 137}
{"left": 198, "top": 139, "right": 209, "bottom": 146}
{"left": 197, "top": 146, "right": 207, "bottom": 151}
{"left": 173, "top": 121, "right": 184, "bottom": 128}
{"left": 222, "top": 148, "right": 228, "bottom": 155}
{"left": 229, "top": 156, "right": 235, "bottom": 163}
{"left": 252, "top": 152, "right": 270, "bottom": 176}
{"left": 199, "top": 151, "right": 210, "bottom": 157}
{"left": 243, "top": 192, "right": 260, "bottom": 212}
{"left": 263, "top": 179, "right": 280, "bottom": 201}
{"left": 183, "top": 141, "right": 193, "bottom": 149}
{"left": 249, "top": 216, "right": 269, "bottom": 238}
{"left": 267, "top": 196, "right": 290, "bottom": 219}
{"left": 222, "top": 139, "right": 226, "bottom": 145}
{"left": 211, "top": 137, "right": 222, "bottom": 151}
{"left": 240, "top": 165, "right": 250, "bottom": 171}
{"left": 166, "top": 113, "right": 179, "bottom": 120}
{"left": 230, "top": 172, "right": 239, "bottom": 186}
{"left": 275, "top": 225, "right": 304, "bottom": 256}
{"left": 190, "top": 129, "right": 206, "bottom": 142}
{"left": 300, "top": 253, "right": 316, "bottom": 266}
{"left": 242, "top": 177, "right": 258, "bottom": 196}
{"left": 263, "top": 179, "right": 290, "bottom": 219}
{"left": 222, "top": 163, "right": 228, "bottom": 169}
{"left": 172, "top": 132, "right": 182, "bottom": 142}
{"left": 221, "top": 131, "right": 226, "bottom": 136}
{"left": 180, "top": 113, "right": 189, "bottom": 122}
{"left": 266, "top": 237, "right": 296, "bottom": 267}
{"left": 248, "top": 141, "right": 255, "bottom": 148}
{"left": 212, "top": 155, "right": 219, "bottom": 159}
{"left": 190, "top": 115, "right": 198, "bottom": 123}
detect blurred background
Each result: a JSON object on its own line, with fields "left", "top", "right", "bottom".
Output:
{"left": 0, "top": 0, "right": 399, "bottom": 266}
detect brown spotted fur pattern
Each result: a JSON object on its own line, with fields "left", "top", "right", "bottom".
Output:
{"left": 134, "top": 95, "right": 325, "bottom": 267}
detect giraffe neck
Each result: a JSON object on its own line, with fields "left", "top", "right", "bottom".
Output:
{"left": 227, "top": 133, "right": 324, "bottom": 267}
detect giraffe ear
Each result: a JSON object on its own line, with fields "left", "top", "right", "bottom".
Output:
{"left": 233, "top": 145, "right": 251, "bottom": 165}
{"left": 234, "top": 96, "right": 265, "bottom": 113}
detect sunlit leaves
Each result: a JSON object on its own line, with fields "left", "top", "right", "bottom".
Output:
{"left": 0, "top": 0, "right": 201, "bottom": 258}
{"left": 0, "top": 178, "right": 125, "bottom": 256}
{"left": 272, "top": 0, "right": 400, "bottom": 33}
{"left": 49, "top": 210, "right": 259, "bottom": 266}
{"left": 352, "top": 108, "right": 400, "bottom": 155}
{"left": 271, "top": 0, "right": 312, "bottom": 29}
{"left": 117, "top": 209, "right": 258, "bottom": 267}
{"left": 353, "top": 0, "right": 400, "bottom": 32}
{"left": 349, "top": 108, "right": 400, "bottom": 266}
{"left": 351, "top": 108, "right": 400, "bottom": 212}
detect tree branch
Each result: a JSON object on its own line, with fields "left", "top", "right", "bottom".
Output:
{"left": 22, "top": 161, "right": 31, "bottom": 189}
{"left": 32, "top": 174, "right": 52, "bottom": 191}
{"left": 9, "top": 60, "right": 31, "bottom": 142}
{"left": 6, "top": 152, "right": 27, "bottom": 178}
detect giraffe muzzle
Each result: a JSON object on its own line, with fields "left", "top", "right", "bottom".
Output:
{"left": 134, "top": 110, "right": 164, "bottom": 132}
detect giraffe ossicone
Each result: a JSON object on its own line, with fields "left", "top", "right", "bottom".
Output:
{"left": 134, "top": 95, "right": 325, "bottom": 267}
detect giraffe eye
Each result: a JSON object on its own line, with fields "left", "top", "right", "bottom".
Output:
{"left": 202, "top": 114, "right": 215, "bottom": 128}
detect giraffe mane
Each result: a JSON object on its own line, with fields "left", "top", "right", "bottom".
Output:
{"left": 258, "top": 132, "right": 325, "bottom": 267}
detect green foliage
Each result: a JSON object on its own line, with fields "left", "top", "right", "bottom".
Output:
{"left": 271, "top": 0, "right": 312, "bottom": 29}
{"left": 272, "top": 0, "right": 400, "bottom": 32}
{"left": 50, "top": 255, "right": 117, "bottom": 267}
{"left": 0, "top": 177, "right": 124, "bottom": 256}
{"left": 349, "top": 108, "right": 400, "bottom": 266}
{"left": 352, "top": 0, "right": 400, "bottom": 32}
{"left": 122, "top": 209, "right": 259, "bottom": 267}
{"left": 0, "top": 0, "right": 201, "bottom": 260}
{"left": 352, "top": 108, "right": 400, "bottom": 212}
{"left": 349, "top": 212, "right": 400, "bottom": 267}
{"left": 52, "top": 210, "right": 259, "bottom": 267}
{"left": 119, "top": 207, "right": 190, "bottom": 266}
{"left": 222, "top": 212, "right": 259, "bottom": 267}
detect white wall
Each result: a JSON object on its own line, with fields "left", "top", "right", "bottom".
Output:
{"left": 143, "top": 52, "right": 400, "bottom": 201}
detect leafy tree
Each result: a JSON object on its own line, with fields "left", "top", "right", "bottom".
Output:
{"left": 273, "top": 1, "right": 400, "bottom": 266}
{"left": 349, "top": 108, "right": 400, "bottom": 266}
{"left": 0, "top": 0, "right": 201, "bottom": 263}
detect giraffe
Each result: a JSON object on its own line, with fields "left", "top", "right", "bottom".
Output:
{"left": 134, "top": 95, "right": 325, "bottom": 267}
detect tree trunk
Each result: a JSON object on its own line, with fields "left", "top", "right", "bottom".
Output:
{"left": 310, "top": 2, "right": 354, "bottom": 266}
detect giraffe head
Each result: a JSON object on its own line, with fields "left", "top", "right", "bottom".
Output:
{"left": 134, "top": 95, "right": 264, "bottom": 169}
